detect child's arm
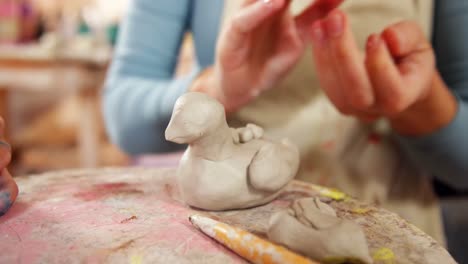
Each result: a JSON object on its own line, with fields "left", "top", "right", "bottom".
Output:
{"left": 103, "top": 0, "right": 223, "bottom": 155}
{"left": 396, "top": 0, "right": 468, "bottom": 191}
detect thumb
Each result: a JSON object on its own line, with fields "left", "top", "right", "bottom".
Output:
{"left": 382, "top": 21, "right": 435, "bottom": 77}
{"left": 382, "top": 21, "right": 435, "bottom": 98}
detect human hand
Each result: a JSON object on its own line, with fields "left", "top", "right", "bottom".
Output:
{"left": 0, "top": 117, "right": 18, "bottom": 217}
{"left": 192, "top": 0, "right": 344, "bottom": 112}
{"left": 309, "top": 10, "right": 457, "bottom": 135}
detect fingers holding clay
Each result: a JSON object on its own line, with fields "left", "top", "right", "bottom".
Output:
{"left": 268, "top": 197, "right": 372, "bottom": 263}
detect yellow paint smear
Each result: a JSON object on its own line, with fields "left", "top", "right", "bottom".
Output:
{"left": 130, "top": 254, "right": 143, "bottom": 264}
{"left": 373, "top": 247, "right": 395, "bottom": 264}
{"left": 311, "top": 185, "right": 347, "bottom": 201}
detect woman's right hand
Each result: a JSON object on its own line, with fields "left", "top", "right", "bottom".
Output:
{"left": 192, "top": 0, "right": 343, "bottom": 112}
{"left": 0, "top": 117, "right": 18, "bottom": 217}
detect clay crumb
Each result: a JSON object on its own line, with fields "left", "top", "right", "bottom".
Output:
{"left": 120, "top": 215, "right": 138, "bottom": 224}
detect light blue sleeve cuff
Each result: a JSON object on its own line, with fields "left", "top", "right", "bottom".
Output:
{"left": 396, "top": 98, "right": 468, "bottom": 190}
{"left": 103, "top": 66, "right": 202, "bottom": 155}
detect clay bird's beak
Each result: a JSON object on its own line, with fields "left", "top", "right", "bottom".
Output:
{"left": 165, "top": 120, "right": 183, "bottom": 144}
{"left": 165, "top": 117, "right": 195, "bottom": 144}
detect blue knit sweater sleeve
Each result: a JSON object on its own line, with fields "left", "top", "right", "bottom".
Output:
{"left": 397, "top": 0, "right": 468, "bottom": 191}
{"left": 103, "top": 0, "right": 222, "bottom": 155}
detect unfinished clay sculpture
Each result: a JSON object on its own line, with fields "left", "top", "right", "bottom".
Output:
{"left": 268, "top": 197, "right": 372, "bottom": 264}
{"left": 165, "top": 92, "right": 300, "bottom": 210}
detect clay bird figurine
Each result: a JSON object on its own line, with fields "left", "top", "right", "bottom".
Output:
{"left": 165, "top": 92, "right": 300, "bottom": 211}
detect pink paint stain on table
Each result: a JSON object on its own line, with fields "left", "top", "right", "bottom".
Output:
{"left": 0, "top": 164, "right": 456, "bottom": 263}
{"left": 0, "top": 167, "right": 245, "bottom": 264}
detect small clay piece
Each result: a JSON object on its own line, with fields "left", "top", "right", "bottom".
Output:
{"left": 268, "top": 197, "right": 373, "bottom": 264}
{"left": 165, "top": 92, "right": 300, "bottom": 210}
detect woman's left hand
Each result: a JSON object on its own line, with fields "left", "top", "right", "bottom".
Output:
{"left": 309, "top": 10, "right": 457, "bottom": 135}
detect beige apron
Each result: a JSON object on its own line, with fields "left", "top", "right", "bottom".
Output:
{"left": 221, "top": 0, "right": 445, "bottom": 244}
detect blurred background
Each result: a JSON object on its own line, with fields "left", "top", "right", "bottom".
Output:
{"left": 0, "top": 0, "right": 193, "bottom": 175}
{"left": 0, "top": 1, "right": 466, "bottom": 263}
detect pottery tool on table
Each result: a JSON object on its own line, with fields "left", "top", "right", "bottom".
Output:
{"left": 189, "top": 214, "right": 318, "bottom": 264}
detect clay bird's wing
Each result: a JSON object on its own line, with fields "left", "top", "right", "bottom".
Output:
{"left": 247, "top": 139, "right": 300, "bottom": 192}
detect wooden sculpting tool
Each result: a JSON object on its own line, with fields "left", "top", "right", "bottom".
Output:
{"left": 189, "top": 214, "right": 318, "bottom": 264}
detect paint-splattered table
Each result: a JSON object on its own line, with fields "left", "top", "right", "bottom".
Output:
{"left": 0, "top": 167, "right": 455, "bottom": 264}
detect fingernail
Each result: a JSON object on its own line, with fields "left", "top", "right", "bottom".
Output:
{"left": 0, "top": 192, "right": 12, "bottom": 216}
{"left": 262, "top": 0, "right": 280, "bottom": 9}
{"left": 366, "top": 34, "right": 381, "bottom": 51}
{"left": 0, "top": 140, "right": 10, "bottom": 150}
{"left": 311, "top": 21, "right": 326, "bottom": 43}
{"left": 324, "top": 11, "right": 344, "bottom": 38}
{"left": 250, "top": 89, "right": 261, "bottom": 98}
